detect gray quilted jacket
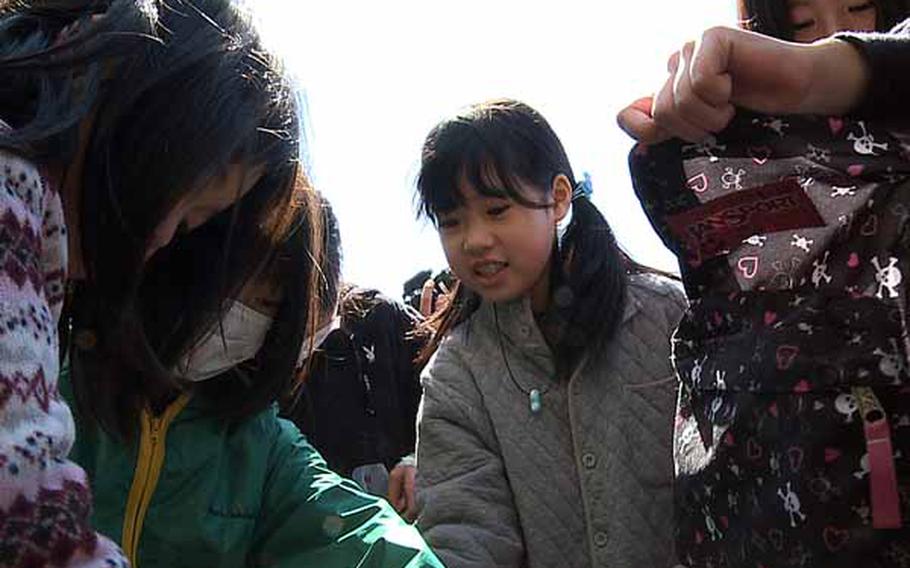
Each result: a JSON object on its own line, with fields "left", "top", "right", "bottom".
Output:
{"left": 416, "top": 274, "right": 687, "bottom": 568}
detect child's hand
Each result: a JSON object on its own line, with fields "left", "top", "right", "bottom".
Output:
{"left": 387, "top": 459, "right": 417, "bottom": 522}
{"left": 617, "top": 26, "right": 869, "bottom": 143}
{"left": 419, "top": 278, "right": 451, "bottom": 318}
{"left": 419, "top": 278, "right": 436, "bottom": 317}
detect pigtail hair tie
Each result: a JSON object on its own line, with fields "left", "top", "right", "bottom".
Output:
{"left": 572, "top": 172, "right": 593, "bottom": 202}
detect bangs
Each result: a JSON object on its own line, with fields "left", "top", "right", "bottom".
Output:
{"left": 417, "top": 114, "right": 550, "bottom": 223}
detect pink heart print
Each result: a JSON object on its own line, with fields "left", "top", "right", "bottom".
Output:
{"left": 687, "top": 172, "right": 709, "bottom": 194}
{"left": 848, "top": 164, "right": 865, "bottom": 177}
{"left": 738, "top": 256, "right": 760, "bottom": 279}
{"left": 748, "top": 146, "right": 772, "bottom": 165}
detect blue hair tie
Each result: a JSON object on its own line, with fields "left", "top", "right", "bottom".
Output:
{"left": 572, "top": 172, "right": 593, "bottom": 201}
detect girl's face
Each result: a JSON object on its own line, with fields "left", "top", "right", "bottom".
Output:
{"left": 788, "top": 0, "right": 877, "bottom": 42}
{"left": 436, "top": 175, "right": 570, "bottom": 311}
{"left": 145, "top": 163, "right": 266, "bottom": 260}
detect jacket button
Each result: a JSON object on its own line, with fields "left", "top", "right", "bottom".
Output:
{"left": 594, "top": 531, "right": 608, "bottom": 547}
{"left": 582, "top": 453, "right": 597, "bottom": 469}
{"left": 519, "top": 325, "right": 531, "bottom": 337}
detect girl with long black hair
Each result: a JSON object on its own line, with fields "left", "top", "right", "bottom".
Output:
{"left": 414, "top": 99, "right": 687, "bottom": 568}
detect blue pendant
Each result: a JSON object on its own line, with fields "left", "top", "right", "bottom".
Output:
{"left": 529, "top": 389, "right": 542, "bottom": 414}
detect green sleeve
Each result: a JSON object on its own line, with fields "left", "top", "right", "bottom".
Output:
{"left": 249, "top": 418, "right": 444, "bottom": 568}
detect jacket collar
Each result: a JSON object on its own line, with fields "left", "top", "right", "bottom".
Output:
{"left": 471, "top": 281, "right": 642, "bottom": 356}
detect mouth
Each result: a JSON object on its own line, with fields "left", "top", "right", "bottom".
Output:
{"left": 472, "top": 260, "right": 507, "bottom": 281}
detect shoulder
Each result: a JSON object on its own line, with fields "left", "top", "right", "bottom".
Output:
{"left": 627, "top": 272, "right": 688, "bottom": 320}
{"left": 420, "top": 320, "right": 489, "bottom": 414}
{"left": 259, "top": 410, "right": 328, "bottom": 472}
{"left": 426, "top": 306, "right": 493, "bottom": 376}
{"left": 612, "top": 273, "right": 688, "bottom": 354}
{"left": 422, "top": 330, "right": 474, "bottom": 393}
{"left": 628, "top": 271, "right": 685, "bottom": 301}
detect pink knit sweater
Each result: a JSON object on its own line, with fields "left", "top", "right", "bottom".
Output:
{"left": 0, "top": 149, "right": 126, "bottom": 567}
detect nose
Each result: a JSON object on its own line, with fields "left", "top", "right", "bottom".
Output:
{"left": 462, "top": 218, "right": 494, "bottom": 255}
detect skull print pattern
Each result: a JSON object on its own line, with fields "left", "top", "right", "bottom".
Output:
{"left": 630, "top": 111, "right": 910, "bottom": 568}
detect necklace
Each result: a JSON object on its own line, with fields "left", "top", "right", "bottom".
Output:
{"left": 492, "top": 304, "right": 548, "bottom": 414}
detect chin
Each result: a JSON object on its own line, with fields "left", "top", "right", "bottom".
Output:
{"left": 474, "top": 286, "right": 524, "bottom": 305}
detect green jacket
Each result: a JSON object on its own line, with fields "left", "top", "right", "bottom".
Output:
{"left": 64, "top": 379, "right": 442, "bottom": 568}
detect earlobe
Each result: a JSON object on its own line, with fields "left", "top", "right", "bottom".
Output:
{"left": 552, "top": 174, "right": 572, "bottom": 222}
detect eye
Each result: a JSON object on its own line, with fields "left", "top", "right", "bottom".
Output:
{"left": 487, "top": 204, "right": 510, "bottom": 217}
{"left": 437, "top": 216, "right": 459, "bottom": 230}
{"left": 792, "top": 19, "right": 814, "bottom": 30}
{"left": 849, "top": 1, "right": 875, "bottom": 12}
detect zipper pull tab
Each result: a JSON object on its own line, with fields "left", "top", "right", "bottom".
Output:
{"left": 148, "top": 416, "right": 163, "bottom": 444}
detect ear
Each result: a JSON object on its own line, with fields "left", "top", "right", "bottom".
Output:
{"left": 551, "top": 174, "right": 572, "bottom": 223}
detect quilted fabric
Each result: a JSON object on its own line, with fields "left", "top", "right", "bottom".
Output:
{"left": 416, "top": 274, "right": 687, "bottom": 568}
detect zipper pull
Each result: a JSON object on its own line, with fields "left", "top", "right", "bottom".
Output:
{"left": 148, "top": 415, "right": 163, "bottom": 444}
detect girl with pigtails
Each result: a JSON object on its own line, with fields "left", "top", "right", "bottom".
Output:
{"left": 414, "top": 99, "right": 687, "bottom": 568}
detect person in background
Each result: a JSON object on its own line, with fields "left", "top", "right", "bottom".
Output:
{"left": 738, "top": 0, "right": 906, "bottom": 43}
{"left": 403, "top": 269, "right": 434, "bottom": 310}
{"left": 617, "top": 0, "right": 910, "bottom": 145}
{"left": 414, "top": 99, "right": 687, "bottom": 567}
{"left": 403, "top": 268, "right": 455, "bottom": 317}
{"left": 283, "top": 200, "right": 427, "bottom": 521}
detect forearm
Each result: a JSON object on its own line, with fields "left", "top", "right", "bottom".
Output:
{"left": 797, "top": 38, "right": 870, "bottom": 116}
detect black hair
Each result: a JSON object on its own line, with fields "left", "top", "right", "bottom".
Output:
{"left": 738, "top": 0, "right": 909, "bottom": 39}
{"left": 0, "top": 0, "right": 313, "bottom": 436}
{"left": 416, "top": 99, "right": 638, "bottom": 377}
{"left": 315, "top": 195, "right": 342, "bottom": 320}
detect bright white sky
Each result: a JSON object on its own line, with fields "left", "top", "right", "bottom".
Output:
{"left": 255, "top": 2, "right": 738, "bottom": 300}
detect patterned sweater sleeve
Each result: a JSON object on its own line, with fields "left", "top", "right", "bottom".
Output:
{"left": 0, "top": 150, "right": 126, "bottom": 567}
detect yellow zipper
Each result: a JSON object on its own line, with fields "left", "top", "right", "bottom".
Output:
{"left": 121, "top": 393, "right": 191, "bottom": 567}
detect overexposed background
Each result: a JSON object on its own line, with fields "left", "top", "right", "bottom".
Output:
{"left": 256, "top": 2, "right": 738, "bottom": 298}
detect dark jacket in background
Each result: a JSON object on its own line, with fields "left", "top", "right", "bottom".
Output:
{"left": 282, "top": 287, "right": 425, "bottom": 476}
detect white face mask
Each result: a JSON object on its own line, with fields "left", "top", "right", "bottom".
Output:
{"left": 296, "top": 316, "right": 341, "bottom": 369}
{"left": 177, "top": 302, "right": 272, "bottom": 382}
